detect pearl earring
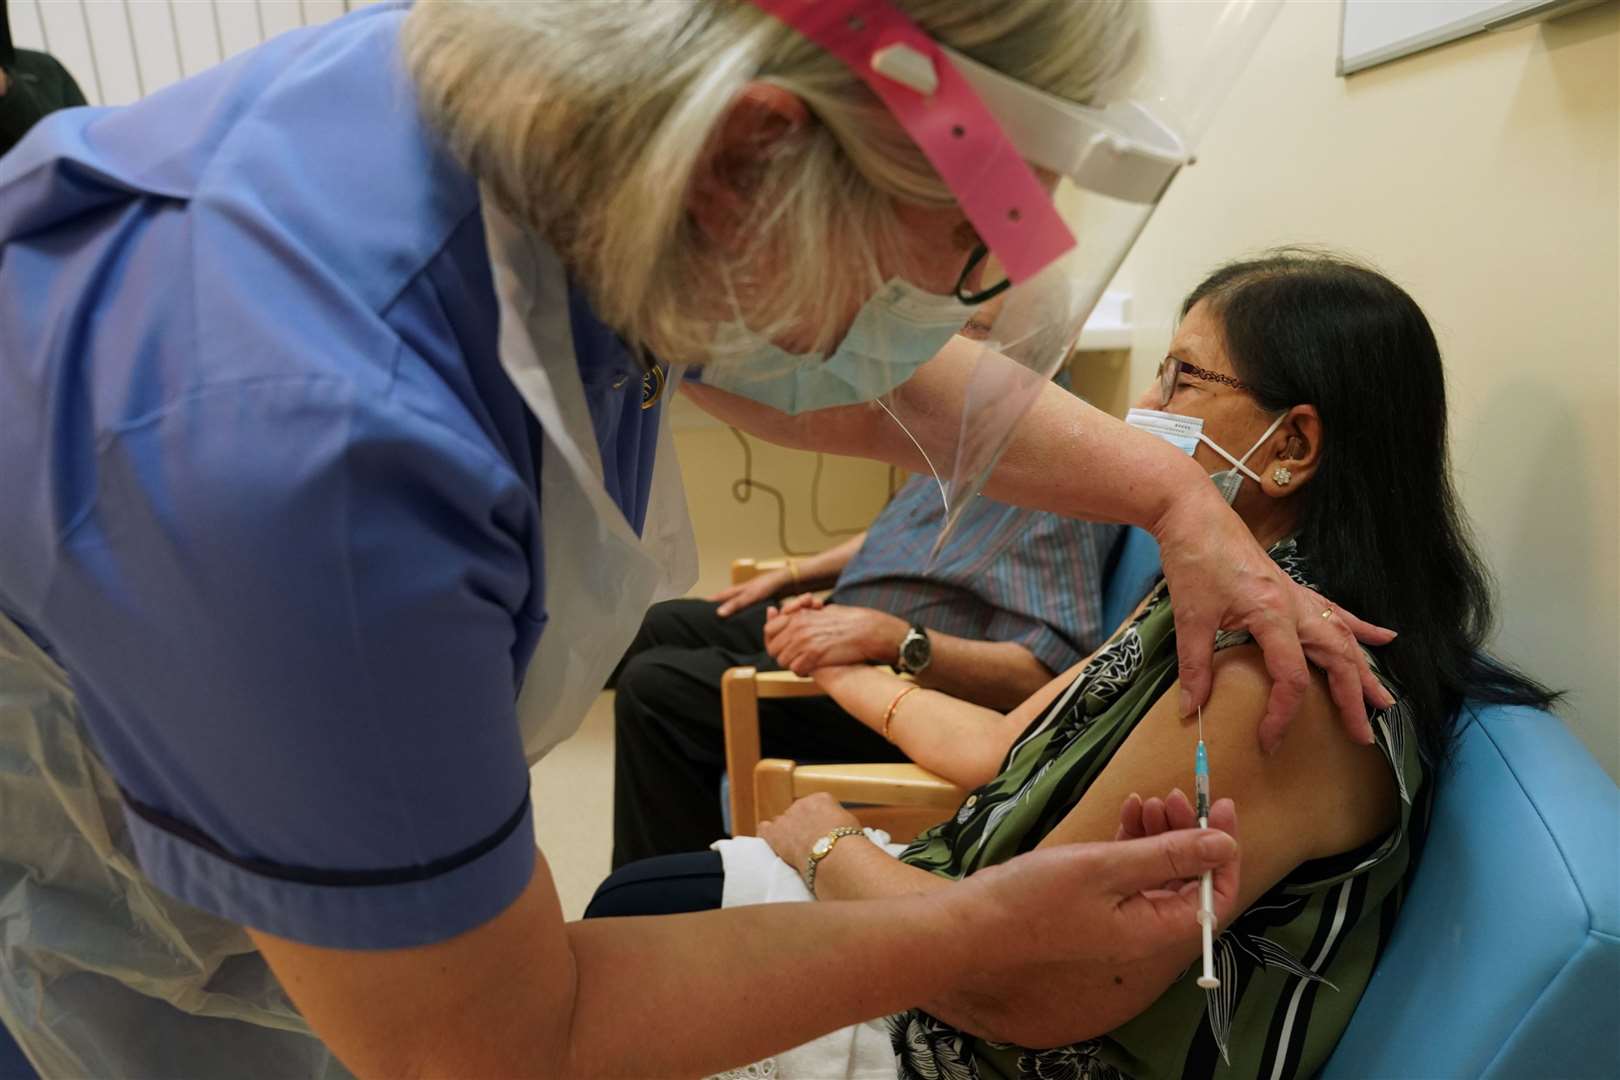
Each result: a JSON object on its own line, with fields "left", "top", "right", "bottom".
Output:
{"left": 1272, "top": 466, "right": 1293, "bottom": 487}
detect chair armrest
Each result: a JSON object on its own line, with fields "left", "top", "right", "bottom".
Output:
{"left": 722, "top": 667, "right": 765, "bottom": 836}
{"left": 753, "top": 759, "right": 964, "bottom": 837}
{"left": 723, "top": 667, "right": 831, "bottom": 835}
{"left": 724, "top": 665, "right": 933, "bottom": 836}
{"left": 789, "top": 764, "right": 963, "bottom": 808}
{"left": 731, "top": 557, "right": 788, "bottom": 585}
{"left": 754, "top": 670, "right": 828, "bottom": 698}
{"left": 754, "top": 759, "right": 799, "bottom": 831}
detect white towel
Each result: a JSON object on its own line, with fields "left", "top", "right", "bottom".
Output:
{"left": 711, "top": 830, "right": 909, "bottom": 906}
{"left": 704, "top": 832, "right": 909, "bottom": 1080}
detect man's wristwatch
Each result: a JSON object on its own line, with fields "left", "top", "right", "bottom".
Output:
{"left": 896, "top": 623, "right": 932, "bottom": 675}
{"left": 804, "top": 825, "right": 864, "bottom": 895}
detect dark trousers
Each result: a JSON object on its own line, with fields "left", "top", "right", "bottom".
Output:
{"left": 612, "top": 598, "right": 906, "bottom": 868}
{"left": 584, "top": 851, "right": 726, "bottom": 918}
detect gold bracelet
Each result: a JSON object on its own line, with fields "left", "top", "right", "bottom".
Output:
{"left": 785, "top": 557, "right": 801, "bottom": 584}
{"left": 881, "top": 684, "right": 921, "bottom": 742}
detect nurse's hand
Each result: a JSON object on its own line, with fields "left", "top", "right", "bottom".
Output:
{"left": 1152, "top": 483, "right": 1395, "bottom": 754}
{"left": 927, "top": 816, "right": 1241, "bottom": 1045}
{"left": 985, "top": 811, "right": 1239, "bottom": 965}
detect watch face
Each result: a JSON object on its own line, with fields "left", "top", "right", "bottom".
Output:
{"left": 901, "top": 634, "right": 930, "bottom": 670}
{"left": 811, "top": 837, "right": 833, "bottom": 858}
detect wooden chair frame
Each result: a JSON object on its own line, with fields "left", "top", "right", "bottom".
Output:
{"left": 720, "top": 558, "right": 963, "bottom": 840}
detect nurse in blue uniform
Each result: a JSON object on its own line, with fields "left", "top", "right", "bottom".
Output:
{"left": 0, "top": 2, "right": 1390, "bottom": 1076}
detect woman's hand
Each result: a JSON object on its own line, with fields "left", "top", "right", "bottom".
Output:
{"left": 774, "top": 592, "right": 825, "bottom": 617}
{"left": 1152, "top": 484, "right": 1395, "bottom": 754}
{"left": 708, "top": 568, "right": 793, "bottom": 617}
{"left": 757, "top": 792, "right": 862, "bottom": 877}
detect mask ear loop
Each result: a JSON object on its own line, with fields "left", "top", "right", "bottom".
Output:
{"left": 875, "top": 397, "right": 950, "bottom": 516}
{"left": 1198, "top": 411, "right": 1288, "bottom": 483}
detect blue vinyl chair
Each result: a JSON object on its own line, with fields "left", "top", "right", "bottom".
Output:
{"left": 1108, "top": 535, "right": 1617, "bottom": 1075}
{"left": 1323, "top": 702, "right": 1619, "bottom": 1077}
{"left": 1104, "top": 531, "right": 1616, "bottom": 1075}
{"left": 1097, "top": 526, "right": 1165, "bottom": 634}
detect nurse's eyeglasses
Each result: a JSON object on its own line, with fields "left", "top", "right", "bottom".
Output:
{"left": 1156, "top": 356, "right": 1255, "bottom": 408}
{"left": 953, "top": 243, "right": 1011, "bottom": 306}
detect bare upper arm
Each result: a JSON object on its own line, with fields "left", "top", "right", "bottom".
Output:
{"left": 1037, "top": 645, "right": 1397, "bottom": 913}
{"left": 249, "top": 849, "right": 570, "bottom": 1080}
{"left": 967, "top": 648, "right": 1399, "bottom": 1043}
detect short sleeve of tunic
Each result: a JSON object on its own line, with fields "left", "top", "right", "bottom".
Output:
{"left": 0, "top": 3, "right": 554, "bottom": 950}
{"left": 46, "top": 376, "right": 543, "bottom": 950}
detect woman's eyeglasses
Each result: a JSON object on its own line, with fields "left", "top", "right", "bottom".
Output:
{"left": 1157, "top": 355, "right": 1255, "bottom": 408}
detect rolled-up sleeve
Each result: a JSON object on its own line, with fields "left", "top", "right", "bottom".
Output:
{"left": 47, "top": 372, "right": 544, "bottom": 949}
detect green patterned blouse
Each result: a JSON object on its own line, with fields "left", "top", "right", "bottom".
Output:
{"left": 887, "top": 540, "right": 1430, "bottom": 1080}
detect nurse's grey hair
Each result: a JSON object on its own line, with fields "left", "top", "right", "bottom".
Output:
{"left": 403, "top": 0, "right": 1139, "bottom": 366}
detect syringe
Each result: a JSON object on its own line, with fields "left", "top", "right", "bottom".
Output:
{"left": 1195, "top": 705, "right": 1220, "bottom": 990}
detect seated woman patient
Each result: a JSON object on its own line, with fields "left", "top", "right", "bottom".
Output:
{"left": 589, "top": 251, "right": 1558, "bottom": 1078}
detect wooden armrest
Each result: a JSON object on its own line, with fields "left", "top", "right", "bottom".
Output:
{"left": 789, "top": 763, "right": 964, "bottom": 808}
{"left": 722, "top": 667, "right": 765, "bottom": 836}
{"left": 723, "top": 664, "right": 920, "bottom": 836}
{"left": 754, "top": 670, "right": 828, "bottom": 698}
{"left": 731, "top": 557, "right": 787, "bottom": 585}
{"left": 753, "top": 759, "right": 963, "bottom": 839}
{"left": 723, "top": 668, "right": 829, "bottom": 834}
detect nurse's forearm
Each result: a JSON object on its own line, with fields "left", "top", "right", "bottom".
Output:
{"left": 961, "top": 377, "right": 1206, "bottom": 532}
{"left": 254, "top": 852, "right": 975, "bottom": 1080}
{"left": 256, "top": 834, "right": 1238, "bottom": 1079}
{"left": 562, "top": 899, "right": 965, "bottom": 1076}
{"left": 683, "top": 343, "right": 1205, "bottom": 535}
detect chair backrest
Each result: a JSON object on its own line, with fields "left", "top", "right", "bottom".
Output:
{"left": 1100, "top": 527, "right": 1162, "bottom": 633}
{"left": 1323, "top": 703, "right": 1620, "bottom": 1078}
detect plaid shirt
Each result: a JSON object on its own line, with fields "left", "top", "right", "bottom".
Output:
{"left": 831, "top": 477, "right": 1122, "bottom": 673}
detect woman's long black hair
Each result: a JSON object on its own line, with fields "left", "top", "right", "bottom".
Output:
{"left": 1183, "top": 248, "right": 1560, "bottom": 767}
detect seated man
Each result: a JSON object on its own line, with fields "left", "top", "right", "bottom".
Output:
{"left": 612, "top": 472, "right": 1124, "bottom": 866}
{"left": 592, "top": 250, "right": 1560, "bottom": 1078}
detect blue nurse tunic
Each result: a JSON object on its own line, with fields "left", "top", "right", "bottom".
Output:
{"left": 0, "top": 2, "right": 660, "bottom": 951}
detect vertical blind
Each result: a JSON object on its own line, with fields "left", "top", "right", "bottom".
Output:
{"left": 7, "top": 0, "right": 381, "bottom": 105}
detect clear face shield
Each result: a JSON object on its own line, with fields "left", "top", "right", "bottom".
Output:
{"left": 713, "top": 0, "right": 1284, "bottom": 550}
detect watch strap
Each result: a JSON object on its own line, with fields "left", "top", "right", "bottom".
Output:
{"left": 803, "top": 825, "right": 865, "bottom": 895}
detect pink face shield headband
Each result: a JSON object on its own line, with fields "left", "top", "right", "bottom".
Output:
{"left": 747, "top": 0, "right": 1075, "bottom": 287}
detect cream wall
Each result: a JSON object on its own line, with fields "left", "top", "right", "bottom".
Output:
{"left": 670, "top": 402, "right": 895, "bottom": 598}
{"left": 1093, "top": 1, "right": 1619, "bottom": 777}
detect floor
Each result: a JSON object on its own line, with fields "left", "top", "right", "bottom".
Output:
{"left": 529, "top": 690, "right": 617, "bottom": 920}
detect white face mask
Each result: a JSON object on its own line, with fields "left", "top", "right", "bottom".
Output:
{"left": 696, "top": 279, "right": 970, "bottom": 415}
{"left": 1126, "top": 406, "right": 1288, "bottom": 505}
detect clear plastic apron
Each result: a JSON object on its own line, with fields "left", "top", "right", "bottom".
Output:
{"left": 482, "top": 198, "right": 697, "bottom": 760}
{"left": 0, "top": 205, "right": 695, "bottom": 1077}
